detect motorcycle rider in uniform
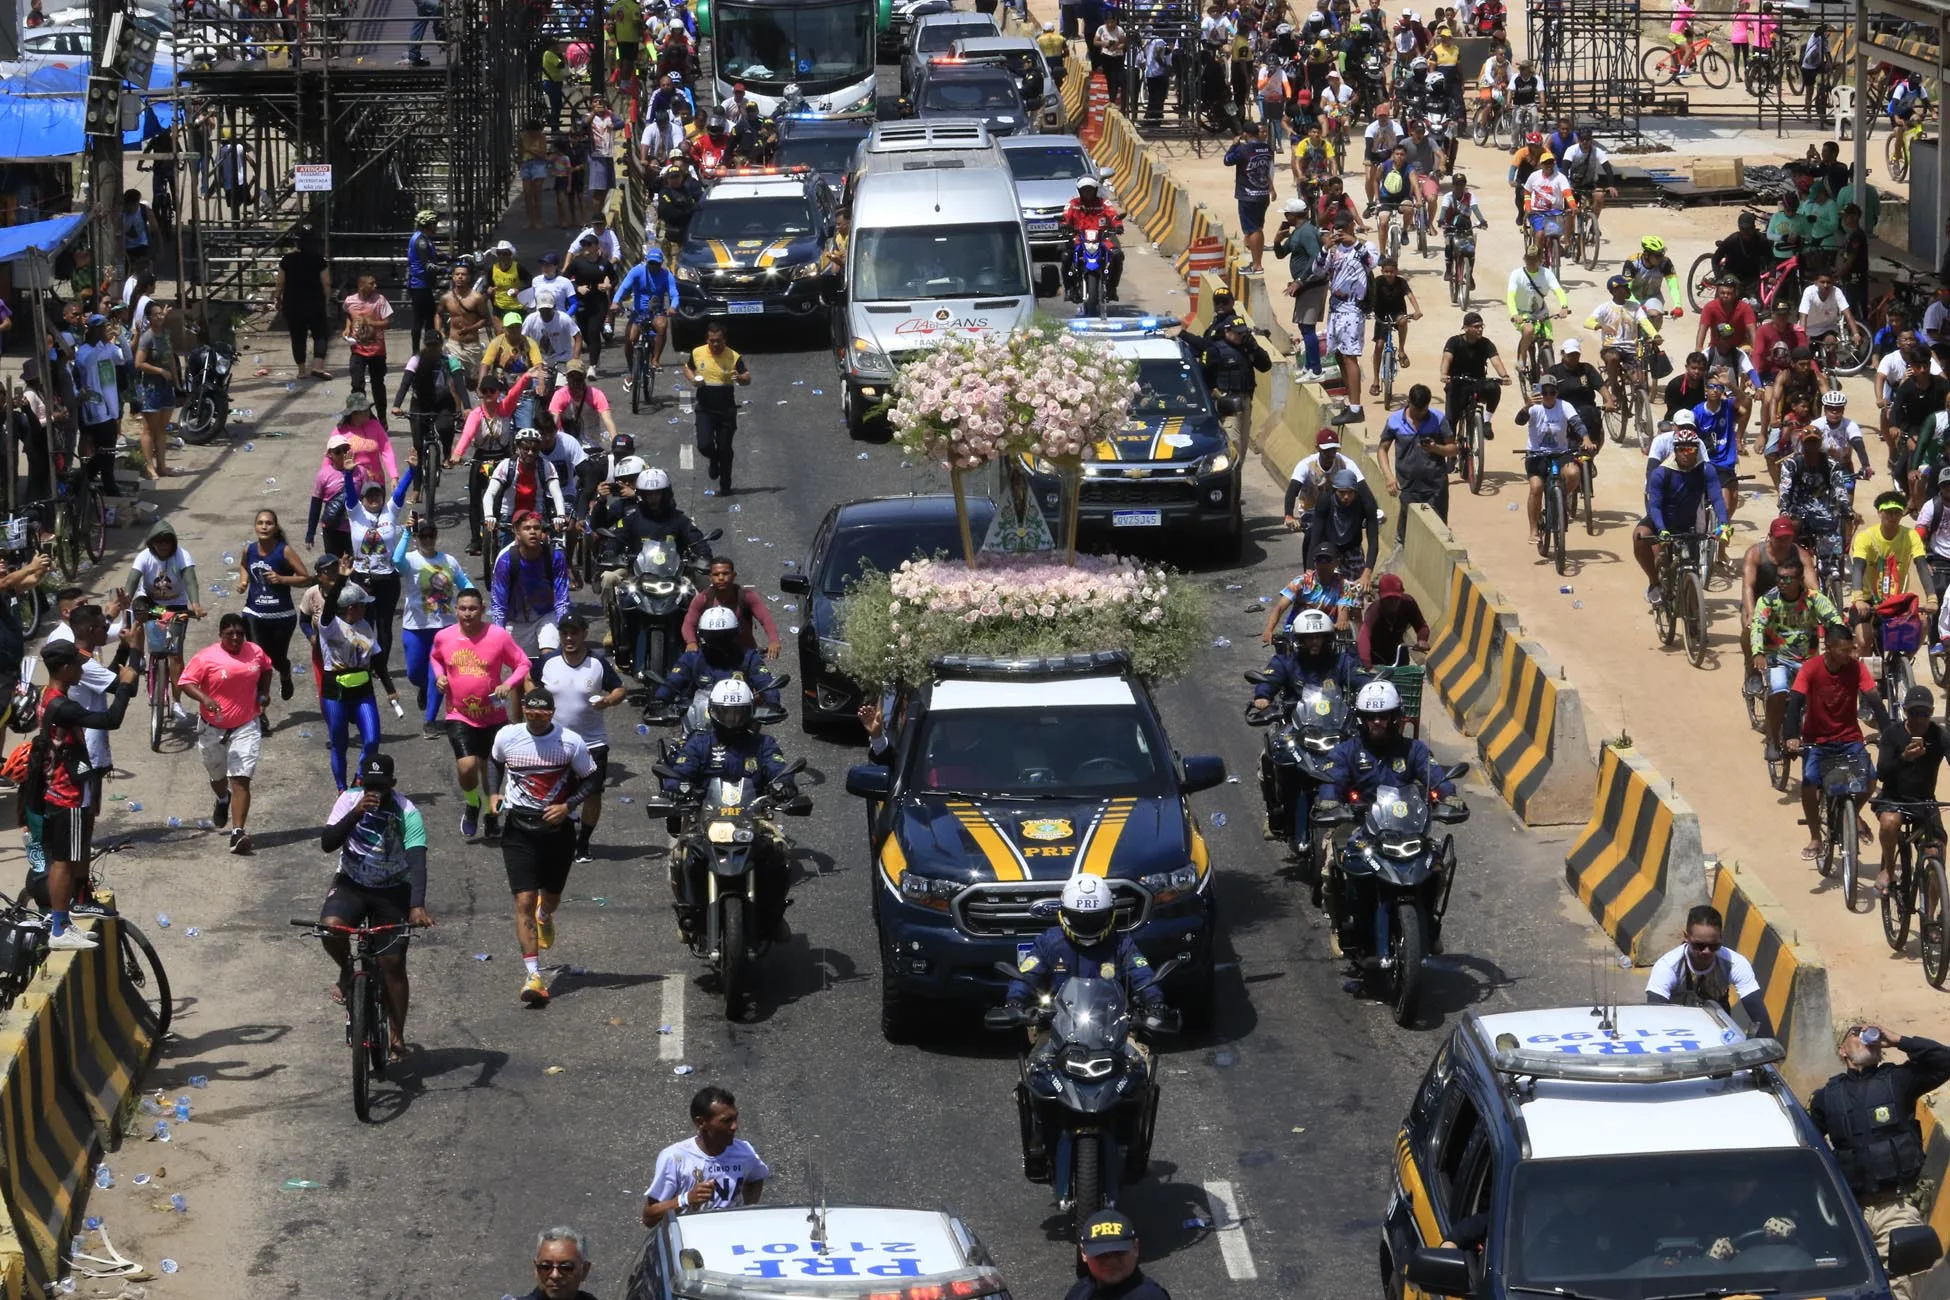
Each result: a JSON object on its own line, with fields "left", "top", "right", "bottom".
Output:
{"left": 600, "top": 467, "right": 711, "bottom": 600}
{"left": 652, "top": 605, "right": 781, "bottom": 712}
{"left": 1060, "top": 176, "right": 1124, "bottom": 304}
{"left": 661, "top": 678, "right": 809, "bottom": 944}
{"left": 1252, "top": 608, "right": 1363, "bottom": 843}
{"left": 1808, "top": 1024, "right": 1950, "bottom": 1300}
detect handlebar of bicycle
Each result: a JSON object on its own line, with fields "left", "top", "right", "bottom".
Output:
{"left": 289, "top": 918, "right": 424, "bottom": 935}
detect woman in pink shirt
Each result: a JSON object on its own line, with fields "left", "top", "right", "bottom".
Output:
{"left": 1729, "top": 0, "right": 1754, "bottom": 76}
{"left": 341, "top": 273, "right": 394, "bottom": 418}
{"left": 334, "top": 391, "right": 399, "bottom": 491}
{"left": 308, "top": 434, "right": 370, "bottom": 557}
{"left": 176, "top": 612, "right": 274, "bottom": 854}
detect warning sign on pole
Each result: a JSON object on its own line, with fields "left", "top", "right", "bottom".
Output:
{"left": 293, "top": 164, "right": 333, "bottom": 192}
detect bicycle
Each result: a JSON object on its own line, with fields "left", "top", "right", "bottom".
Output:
{"left": 1516, "top": 447, "right": 1574, "bottom": 575}
{"left": 1877, "top": 801, "right": 1950, "bottom": 980}
{"left": 1376, "top": 313, "right": 1401, "bottom": 408}
{"left": 407, "top": 411, "right": 445, "bottom": 512}
{"left": 1570, "top": 195, "right": 1603, "bottom": 271}
{"left": 1454, "top": 378, "right": 1496, "bottom": 495}
{"left": 1471, "top": 99, "right": 1512, "bottom": 149}
{"left": 1889, "top": 111, "right": 1928, "bottom": 183}
{"left": 1444, "top": 233, "right": 1477, "bottom": 308}
{"left": 139, "top": 605, "right": 192, "bottom": 753}
{"left": 1866, "top": 258, "right": 1932, "bottom": 334}
{"left": 1374, "top": 199, "right": 1407, "bottom": 263}
{"left": 1642, "top": 27, "right": 1732, "bottom": 89}
{"left": 627, "top": 313, "right": 662, "bottom": 414}
{"left": 1808, "top": 742, "right": 1874, "bottom": 913}
{"left": 1516, "top": 310, "right": 1558, "bottom": 393}
{"left": 1752, "top": 250, "right": 1810, "bottom": 318}
{"left": 1603, "top": 341, "right": 1655, "bottom": 449}
{"left": 1654, "top": 530, "right": 1712, "bottom": 667}
{"left": 290, "top": 918, "right": 420, "bottom": 1122}
{"left": 42, "top": 448, "right": 106, "bottom": 582}
{"left": 0, "top": 882, "right": 171, "bottom": 1054}
{"left": 1742, "top": 42, "right": 1803, "bottom": 99}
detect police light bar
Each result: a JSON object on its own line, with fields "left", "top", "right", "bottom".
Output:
{"left": 932, "top": 650, "right": 1132, "bottom": 677}
{"left": 1065, "top": 317, "right": 1167, "bottom": 335}
{"left": 672, "top": 1263, "right": 1007, "bottom": 1300}
{"left": 1492, "top": 1035, "right": 1786, "bottom": 1084}
{"left": 715, "top": 165, "right": 814, "bottom": 178}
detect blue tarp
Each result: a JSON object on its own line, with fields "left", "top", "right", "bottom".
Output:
{"left": 0, "top": 92, "right": 170, "bottom": 158}
{"left": 0, "top": 61, "right": 178, "bottom": 94}
{"left": 0, "top": 212, "right": 84, "bottom": 261}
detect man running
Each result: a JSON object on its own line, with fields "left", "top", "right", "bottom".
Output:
{"left": 490, "top": 685, "right": 599, "bottom": 1006}
{"left": 534, "top": 614, "right": 625, "bottom": 863}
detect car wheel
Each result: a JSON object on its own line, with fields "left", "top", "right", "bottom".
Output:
{"left": 880, "top": 953, "right": 916, "bottom": 1043}
{"left": 1178, "top": 958, "right": 1217, "bottom": 1037}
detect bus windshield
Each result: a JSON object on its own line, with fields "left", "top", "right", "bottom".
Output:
{"left": 716, "top": 0, "right": 874, "bottom": 92}
{"left": 852, "top": 223, "right": 1030, "bottom": 300}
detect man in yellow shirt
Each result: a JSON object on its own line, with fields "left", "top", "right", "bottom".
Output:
{"left": 610, "top": 0, "right": 642, "bottom": 74}
{"left": 683, "top": 321, "right": 753, "bottom": 494}
{"left": 480, "top": 311, "right": 544, "bottom": 385}
{"left": 1036, "top": 21, "right": 1069, "bottom": 87}
{"left": 1850, "top": 489, "right": 1937, "bottom": 651}
{"left": 540, "top": 46, "right": 567, "bottom": 128}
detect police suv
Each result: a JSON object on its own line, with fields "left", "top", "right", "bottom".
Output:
{"left": 844, "top": 651, "right": 1224, "bottom": 1042}
{"left": 1016, "top": 319, "right": 1246, "bottom": 561}
{"left": 625, "top": 1203, "right": 1013, "bottom": 1300}
{"left": 672, "top": 166, "right": 836, "bottom": 346}
{"left": 1385, "top": 1003, "right": 1942, "bottom": 1300}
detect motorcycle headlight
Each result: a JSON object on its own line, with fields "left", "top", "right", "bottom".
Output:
{"left": 644, "top": 580, "right": 676, "bottom": 595}
{"left": 1301, "top": 733, "right": 1337, "bottom": 753}
{"left": 1140, "top": 864, "right": 1201, "bottom": 902}
{"left": 1379, "top": 835, "right": 1425, "bottom": 859}
{"left": 1062, "top": 1046, "right": 1117, "bottom": 1080}
{"left": 1204, "top": 452, "right": 1232, "bottom": 475}
{"left": 850, "top": 337, "right": 895, "bottom": 380}
{"left": 899, "top": 871, "right": 961, "bottom": 910}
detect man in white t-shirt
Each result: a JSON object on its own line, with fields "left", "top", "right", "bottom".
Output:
{"left": 523, "top": 295, "right": 583, "bottom": 369}
{"left": 1283, "top": 427, "right": 1367, "bottom": 528}
{"left": 643, "top": 1085, "right": 770, "bottom": 1227}
{"left": 534, "top": 614, "right": 625, "bottom": 863}
{"left": 1797, "top": 268, "right": 1857, "bottom": 347}
{"left": 1644, "top": 903, "right": 1775, "bottom": 1038}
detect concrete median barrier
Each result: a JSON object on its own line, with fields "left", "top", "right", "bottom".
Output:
{"left": 0, "top": 973, "right": 99, "bottom": 1294}
{"left": 45, "top": 919, "right": 157, "bottom": 1147}
{"left": 1476, "top": 636, "right": 1594, "bottom": 826}
{"left": 1710, "top": 862, "right": 1835, "bottom": 1095}
{"left": 1564, "top": 742, "right": 1711, "bottom": 965}
{"left": 1398, "top": 504, "right": 1469, "bottom": 623}
{"left": 1424, "top": 564, "right": 1519, "bottom": 735}
{"left": 0, "top": 1225, "right": 22, "bottom": 1300}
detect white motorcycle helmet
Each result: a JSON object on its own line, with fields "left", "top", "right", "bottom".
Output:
{"left": 708, "top": 677, "right": 755, "bottom": 734}
{"left": 697, "top": 605, "right": 741, "bottom": 656}
{"left": 613, "top": 455, "right": 647, "bottom": 481}
{"left": 1291, "top": 608, "right": 1335, "bottom": 654}
{"left": 637, "top": 467, "right": 672, "bottom": 492}
{"left": 1058, "top": 874, "right": 1117, "bottom": 945}
{"left": 1354, "top": 679, "right": 1404, "bottom": 741}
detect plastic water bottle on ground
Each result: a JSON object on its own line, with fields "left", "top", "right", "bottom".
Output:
{"left": 156, "top": 914, "right": 170, "bottom": 928}
{"left": 94, "top": 1166, "right": 114, "bottom": 1190}
{"left": 174, "top": 1097, "right": 190, "bottom": 1122}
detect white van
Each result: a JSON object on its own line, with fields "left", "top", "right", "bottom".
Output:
{"left": 835, "top": 164, "right": 1057, "bottom": 438}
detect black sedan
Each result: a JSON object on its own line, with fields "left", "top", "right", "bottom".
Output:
{"left": 779, "top": 493, "right": 997, "bottom": 733}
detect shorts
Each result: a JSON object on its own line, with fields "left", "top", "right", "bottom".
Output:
{"left": 1801, "top": 738, "right": 1870, "bottom": 790}
{"left": 138, "top": 380, "right": 174, "bottom": 414}
{"left": 509, "top": 617, "right": 561, "bottom": 658}
{"left": 587, "top": 743, "right": 610, "bottom": 790}
{"left": 446, "top": 718, "right": 499, "bottom": 760}
{"left": 198, "top": 716, "right": 262, "bottom": 781}
{"left": 320, "top": 874, "right": 413, "bottom": 955}
{"left": 1764, "top": 655, "right": 1805, "bottom": 694}
{"left": 1416, "top": 174, "right": 1439, "bottom": 201}
{"left": 521, "top": 158, "right": 550, "bottom": 183}
{"left": 1237, "top": 196, "right": 1270, "bottom": 236}
{"left": 445, "top": 338, "right": 485, "bottom": 375}
{"left": 80, "top": 418, "right": 118, "bottom": 451}
{"left": 1524, "top": 450, "right": 1572, "bottom": 479}
{"left": 40, "top": 804, "right": 84, "bottom": 863}
{"left": 501, "top": 816, "right": 576, "bottom": 896}
{"left": 1527, "top": 212, "right": 1563, "bottom": 238}
{"left": 587, "top": 157, "right": 615, "bottom": 192}
{"left": 1326, "top": 299, "right": 1367, "bottom": 355}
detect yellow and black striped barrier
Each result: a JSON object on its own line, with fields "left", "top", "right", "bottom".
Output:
{"left": 1424, "top": 564, "right": 1516, "bottom": 735}
{"left": 0, "top": 1226, "right": 22, "bottom": 1300}
{"left": 0, "top": 977, "right": 98, "bottom": 1293}
{"left": 1564, "top": 742, "right": 1712, "bottom": 964}
{"left": 1476, "top": 636, "right": 1593, "bottom": 825}
{"left": 1710, "top": 864, "right": 1834, "bottom": 1094}
{"left": 45, "top": 920, "right": 157, "bottom": 1147}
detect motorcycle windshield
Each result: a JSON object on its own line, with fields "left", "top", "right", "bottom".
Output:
{"left": 1051, "top": 976, "right": 1131, "bottom": 1053}
{"left": 703, "top": 774, "right": 759, "bottom": 815}
{"left": 684, "top": 689, "right": 712, "bottom": 733}
{"left": 1365, "top": 783, "right": 1430, "bottom": 835}
{"left": 636, "top": 540, "right": 680, "bottom": 577}
{"left": 1293, "top": 681, "right": 1347, "bottom": 734}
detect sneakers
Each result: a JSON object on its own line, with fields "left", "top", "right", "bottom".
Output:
{"left": 520, "top": 973, "right": 550, "bottom": 1006}
{"left": 230, "top": 828, "right": 253, "bottom": 855}
{"left": 213, "top": 795, "right": 231, "bottom": 829}
{"left": 573, "top": 850, "right": 593, "bottom": 864}
{"left": 49, "top": 927, "right": 98, "bottom": 950}
{"left": 1645, "top": 584, "right": 1662, "bottom": 606}
{"left": 536, "top": 904, "right": 555, "bottom": 952}
{"left": 461, "top": 805, "right": 480, "bottom": 839}
{"left": 1764, "top": 738, "right": 1783, "bottom": 764}
{"left": 69, "top": 898, "right": 116, "bottom": 918}
{"left": 1331, "top": 406, "right": 1365, "bottom": 425}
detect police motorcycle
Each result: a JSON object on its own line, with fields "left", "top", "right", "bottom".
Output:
{"left": 984, "top": 940, "right": 1181, "bottom": 1242}
{"left": 1072, "top": 228, "right": 1112, "bottom": 320}
{"left": 644, "top": 673, "right": 791, "bottom": 760}
{"left": 606, "top": 529, "right": 720, "bottom": 681}
{"left": 177, "top": 321, "right": 236, "bottom": 446}
{"left": 1246, "top": 658, "right": 1354, "bottom": 907}
{"left": 642, "top": 756, "right": 811, "bottom": 1020}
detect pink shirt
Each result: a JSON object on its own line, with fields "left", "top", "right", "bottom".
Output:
{"left": 1670, "top": 0, "right": 1693, "bottom": 35}
{"left": 179, "top": 640, "right": 273, "bottom": 728}
{"left": 311, "top": 460, "right": 374, "bottom": 520}
{"left": 343, "top": 292, "right": 393, "bottom": 358}
{"left": 548, "top": 385, "right": 611, "bottom": 418}
{"left": 430, "top": 622, "right": 531, "bottom": 726}
{"left": 333, "top": 416, "right": 399, "bottom": 488}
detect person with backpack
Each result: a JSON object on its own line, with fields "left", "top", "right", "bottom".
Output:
{"left": 391, "top": 336, "right": 471, "bottom": 482}
{"left": 25, "top": 633, "right": 140, "bottom": 949}
{"left": 1324, "top": 215, "right": 1379, "bottom": 426}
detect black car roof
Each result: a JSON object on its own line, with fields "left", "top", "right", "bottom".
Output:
{"left": 777, "top": 115, "right": 876, "bottom": 139}
{"left": 831, "top": 494, "right": 997, "bottom": 527}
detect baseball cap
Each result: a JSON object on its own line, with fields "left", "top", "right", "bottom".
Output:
{"left": 1315, "top": 428, "right": 1341, "bottom": 449}
{"left": 1376, "top": 573, "right": 1406, "bottom": 597}
{"left": 360, "top": 753, "right": 396, "bottom": 787}
{"left": 39, "top": 641, "right": 82, "bottom": 670}
{"left": 1768, "top": 516, "right": 1799, "bottom": 539}
{"left": 535, "top": 289, "right": 557, "bottom": 308}
{"left": 1672, "top": 409, "right": 1697, "bottom": 427}
{"left": 338, "top": 582, "right": 372, "bottom": 606}
{"left": 326, "top": 432, "right": 353, "bottom": 451}
{"left": 1080, "top": 1209, "right": 1138, "bottom": 1257}
{"left": 1313, "top": 542, "right": 1339, "bottom": 561}
{"left": 1906, "top": 685, "right": 1937, "bottom": 716}
{"left": 1560, "top": 338, "right": 1582, "bottom": 354}
{"left": 565, "top": 358, "right": 589, "bottom": 376}
{"left": 539, "top": 250, "right": 561, "bottom": 265}
{"left": 1877, "top": 489, "right": 1909, "bottom": 512}
{"left": 494, "top": 239, "right": 516, "bottom": 254}
{"left": 502, "top": 310, "right": 524, "bottom": 326}
{"left": 85, "top": 313, "right": 106, "bottom": 327}
{"left": 522, "top": 686, "right": 557, "bottom": 710}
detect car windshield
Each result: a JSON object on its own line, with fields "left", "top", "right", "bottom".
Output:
{"left": 916, "top": 18, "right": 995, "bottom": 53}
{"left": 687, "top": 196, "right": 817, "bottom": 241}
{"left": 853, "top": 223, "right": 1030, "bottom": 299}
{"left": 776, "top": 133, "right": 868, "bottom": 175}
{"left": 819, "top": 514, "right": 992, "bottom": 594}
{"left": 1506, "top": 1149, "right": 1875, "bottom": 1300}
{"left": 715, "top": 0, "right": 875, "bottom": 91}
{"left": 911, "top": 705, "right": 1170, "bottom": 796}
{"left": 921, "top": 74, "right": 1020, "bottom": 113}
{"left": 1005, "top": 145, "right": 1091, "bottom": 182}
{"left": 1131, "top": 356, "right": 1213, "bottom": 417}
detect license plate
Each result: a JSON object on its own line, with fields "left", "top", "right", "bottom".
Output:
{"left": 1027, "top": 220, "right": 1060, "bottom": 234}
{"left": 1015, "top": 940, "right": 1036, "bottom": 968}
{"left": 1111, "top": 509, "right": 1162, "bottom": 528}
{"left": 727, "top": 301, "right": 764, "bottom": 315}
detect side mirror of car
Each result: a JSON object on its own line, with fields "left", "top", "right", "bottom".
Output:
{"left": 1403, "top": 1247, "right": 1473, "bottom": 1298}
{"left": 780, "top": 571, "right": 811, "bottom": 594}
{"left": 1036, "top": 263, "right": 1061, "bottom": 299}
{"left": 1216, "top": 393, "right": 1244, "bottom": 416}
{"left": 1888, "top": 1225, "right": 1943, "bottom": 1279}
{"left": 845, "top": 763, "right": 891, "bottom": 799}
{"left": 1179, "top": 753, "right": 1227, "bottom": 794}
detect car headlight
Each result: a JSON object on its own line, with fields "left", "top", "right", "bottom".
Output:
{"left": 1203, "top": 452, "right": 1232, "bottom": 474}
{"left": 1030, "top": 456, "right": 1059, "bottom": 475}
{"left": 818, "top": 635, "right": 848, "bottom": 660}
{"left": 1140, "top": 864, "right": 1201, "bottom": 902}
{"left": 792, "top": 261, "right": 820, "bottom": 281}
{"left": 674, "top": 264, "right": 698, "bottom": 283}
{"left": 899, "top": 871, "right": 962, "bottom": 911}
{"left": 851, "top": 336, "right": 895, "bottom": 379}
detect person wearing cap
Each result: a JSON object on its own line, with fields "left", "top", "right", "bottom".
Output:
{"left": 343, "top": 459, "right": 420, "bottom": 718}
{"left": 438, "top": 263, "right": 491, "bottom": 378}
{"left": 333, "top": 388, "right": 401, "bottom": 496}
{"left": 1283, "top": 427, "right": 1366, "bottom": 530}
{"left": 406, "top": 210, "right": 443, "bottom": 354}
{"left": 1514, "top": 373, "right": 1594, "bottom": 553}
{"left": 612, "top": 246, "right": 678, "bottom": 380}
{"left": 1322, "top": 216, "right": 1379, "bottom": 426}
{"left": 177, "top": 612, "right": 274, "bottom": 855}
{"left": 1634, "top": 422, "right": 1731, "bottom": 605}
{"left": 526, "top": 252, "right": 580, "bottom": 318}
{"left": 342, "top": 272, "right": 396, "bottom": 413}
{"left": 565, "top": 235, "right": 615, "bottom": 379}
{"left": 122, "top": 518, "right": 203, "bottom": 721}
{"left": 394, "top": 511, "right": 475, "bottom": 734}
{"left": 486, "top": 241, "right": 530, "bottom": 319}
{"left": 1776, "top": 416, "right": 1850, "bottom": 544}
{"left": 1873, "top": 683, "right": 1949, "bottom": 890}
{"left": 1742, "top": 513, "right": 1821, "bottom": 644}
{"left": 1692, "top": 366, "right": 1745, "bottom": 516}
{"left": 1750, "top": 542, "right": 1843, "bottom": 763}
{"left": 481, "top": 309, "right": 546, "bottom": 390}
{"left": 1271, "top": 198, "right": 1326, "bottom": 380}
{"left": 72, "top": 312, "right": 129, "bottom": 500}
{"left": 320, "top": 579, "right": 383, "bottom": 792}
{"left": 1263, "top": 540, "right": 1362, "bottom": 643}
{"left": 1642, "top": 902, "right": 1774, "bottom": 1037}
{"left": 317, "top": 752, "right": 435, "bottom": 1061}
{"left": 1850, "top": 489, "right": 1937, "bottom": 651}
{"left": 490, "top": 684, "right": 600, "bottom": 1004}
{"left": 1059, "top": 176, "right": 1124, "bottom": 304}
{"left": 1359, "top": 571, "right": 1429, "bottom": 669}
{"left": 1543, "top": 337, "right": 1601, "bottom": 444}
{"left": 1036, "top": 20, "right": 1068, "bottom": 83}
{"left": 549, "top": 360, "right": 619, "bottom": 454}
{"left": 522, "top": 289, "right": 583, "bottom": 376}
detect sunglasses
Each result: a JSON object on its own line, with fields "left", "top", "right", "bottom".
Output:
{"left": 535, "top": 1261, "right": 581, "bottom": 1274}
{"left": 1688, "top": 939, "right": 1722, "bottom": 953}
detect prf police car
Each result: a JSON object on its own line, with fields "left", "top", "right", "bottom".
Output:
{"left": 1017, "top": 320, "right": 1246, "bottom": 562}
{"left": 673, "top": 166, "right": 835, "bottom": 345}
{"left": 844, "top": 651, "right": 1224, "bottom": 1042}
{"left": 1385, "top": 1003, "right": 1942, "bottom": 1300}
{"left": 625, "top": 1203, "right": 1014, "bottom": 1300}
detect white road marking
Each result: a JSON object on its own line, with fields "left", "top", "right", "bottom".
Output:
{"left": 679, "top": 445, "right": 694, "bottom": 471}
{"left": 659, "top": 975, "right": 685, "bottom": 1060}
{"left": 1203, "top": 1179, "right": 1259, "bottom": 1281}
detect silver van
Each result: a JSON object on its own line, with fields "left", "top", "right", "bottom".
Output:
{"left": 834, "top": 165, "right": 1057, "bottom": 438}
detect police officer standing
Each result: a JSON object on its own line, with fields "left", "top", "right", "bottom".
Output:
{"left": 1064, "top": 1209, "right": 1171, "bottom": 1300}
{"left": 1808, "top": 1023, "right": 1950, "bottom": 1299}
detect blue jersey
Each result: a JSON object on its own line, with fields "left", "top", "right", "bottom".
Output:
{"left": 617, "top": 262, "right": 678, "bottom": 317}
{"left": 1004, "top": 928, "right": 1160, "bottom": 1009}
{"left": 406, "top": 231, "right": 439, "bottom": 289}
{"left": 655, "top": 648, "right": 780, "bottom": 707}
{"left": 1646, "top": 457, "right": 1729, "bottom": 533}
{"left": 1691, "top": 399, "right": 1739, "bottom": 472}
{"left": 665, "top": 729, "right": 791, "bottom": 791}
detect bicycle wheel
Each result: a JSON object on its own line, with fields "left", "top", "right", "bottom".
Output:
{"left": 1581, "top": 459, "right": 1596, "bottom": 534}
{"left": 1698, "top": 47, "right": 1732, "bottom": 89}
{"left": 113, "top": 919, "right": 173, "bottom": 1057}
{"left": 1922, "top": 855, "right": 1950, "bottom": 987}
{"left": 1415, "top": 210, "right": 1429, "bottom": 259}
{"left": 1634, "top": 387, "right": 1655, "bottom": 450}
{"left": 1829, "top": 318, "right": 1872, "bottom": 376}
{"left": 1681, "top": 570, "right": 1708, "bottom": 666}
{"left": 1639, "top": 45, "right": 1678, "bottom": 85}
{"left": 1890, "top": 132, "right": 1911, "bottom": 183}
{"left": 349, "top": 970, "right": 372, "bottom": 1121}
{"left": 1381, "top": 337, "right": 1396, "bottom": 407}
{"left": 1885, "top": 842, "right": 1915, "bottom": 951}
{"left": 1550, "top": 482, "right": 1568, "bottom": 575}
{"left": 1582, "top": 210, "right": 1603, "bottom": 270}
{"left": 1782, "top": 61, "right": 1805, "bottom": 95}
{"left": 1743, "top": 54, "right": 1769, "bottom": 98}
{"left": 1605, "top": 399, "right": 1629, "bottom": 445}
{"left": 1686, "top": 251, "right": 1716, "bottom": 312}
{"left": 1818, "top": 795, "right": 1839, "bottom": 878}
{"left": 1467, "top": 408, "right": 1486, "bottom": 495}
{"left": 1842, "top": 796, "right": 1864, "bottom": 912}
{"left": 148, "top": 661, "right": 165, "bottom": 753}
{"left": 630, "top": 335, "right": 646, "bottom": 414}
{"left": 51, "top": 502, "right": 80, "bottom": 581}
{"left": 1449, "top": 254, "right": 1464, "bottom": 305}
{"left": 1655, "top": 574, "right": 1679, "bottom": 647}
{"left": 79, "top": 484, "right": 105, "bottom": 565}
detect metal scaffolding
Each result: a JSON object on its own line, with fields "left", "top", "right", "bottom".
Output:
{"left": 1529, "top": 0, "right": 1644, "bottom": 144}
{"left": 173, "top": 0, "right": 537, "bottom": 310}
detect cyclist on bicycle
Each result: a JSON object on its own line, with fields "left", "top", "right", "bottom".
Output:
{"left": 1633, "top": 427, "right": 1732, "bottom": 605}
{"left": 1519, "top": 152, "right": 1574, "bottom": 263}
{"left": 1561, "top": 127, "right": 1618, "bottom": 223}
{"left": 1751, "top": 546, "right": 1844, "bottom": 764}
{"left": 1697, "top": 274, "right": 1759, "bottom": 354}
{"left": 1305, "top": 468, "right": 1381, "bottom": 585}
{"left": 1916, "top": 466, "right": 1950, "bottom": 597}
{"left": 1263, "top": 542, "right": 1365, "bottom": 643}
{"left": 1515, "top": 375, "right": 1595, "bottom": 554}
{"left": 480, "top": 310, "right": 543, "bottom": 389}
{"left": 391, "top": 336, "right": 471, "bottom": 475}
{"left": 1784, "top": 621, "right": 1886, "bottom": 863}
{"left": 1368, "top": 255, "right": 1420, "bottom": 394}
{"left": 1588, "top": 275, "right": 1662, "bottom": 411}
{"left": 1799, "top": 267, "right": 1862, "bottom": 367}
{"left": 1778, "top": 424, "right": 1851, "bottom": 553}
{"left": 1473, "top": 49, "right": 1512, "bottom": 138}
{"left": 611, "top": 247, "right": 678, "bottom": 380}
{"left": 123, "top": 518, "right": 203, "bottom": 726}
{"left": 1623, "top": 236, "right": 1683, "bottom": 316}
{"left": 1284, "top": 428, "right": 1368, "bottom": 532}
{"left": 1546, "top": 338, "right": 1603, "bottom": 445}
{"left": 1435, "top": 172, "right": 1489, "bottom": 280}
{"left": 1360, "top": 102, "right": 1401, "bottom": 204}
{"left": 1744, "top": 512, "right": 1821, "bottom": 637}
{"left": 1694, "top": 371, "right": 1744, "bottom": 514}
{"left": 481, "top": 427, "right": 568, "bottom": 553}
{"left": 1441, "top": 310, "right": 1511, "bottom": 440}
{"left": 1852, "top": 489, "right": 1938, "bottom": 651}
{"left": 1874, "top": 684, "right": 1946, "bottom": 896}
{"left": 1506, "top": 243, "right": 1569, "bottom": 379}
{"left": 1508, "top": 131, "right": 1548, "bottom": 212}
{"left": 319, "top": 752, "right": 433, "bottom": 1063}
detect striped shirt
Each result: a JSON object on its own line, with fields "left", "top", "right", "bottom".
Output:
{"left": 491, "top": 721, "right": 596, "bottom": 812}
